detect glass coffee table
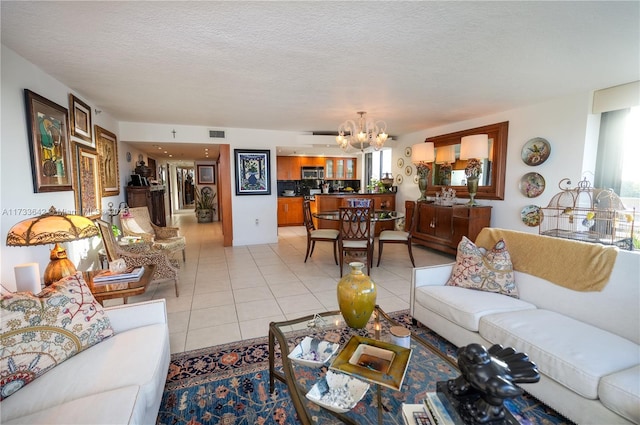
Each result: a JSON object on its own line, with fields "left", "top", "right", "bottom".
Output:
{"left": 268, "top": 306, "right": 460, "bottom": 425}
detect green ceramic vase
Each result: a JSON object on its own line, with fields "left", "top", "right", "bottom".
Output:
{"left": 337, "top": 262, "right": 377, "bottom": 329}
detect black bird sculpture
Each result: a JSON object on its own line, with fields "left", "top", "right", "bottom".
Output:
{"left": 446, "top": 343, "right": 540, "bottom": 424}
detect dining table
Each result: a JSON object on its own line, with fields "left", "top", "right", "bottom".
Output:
{"left": 313, "top": 210, "right": 405, "bottom": 237}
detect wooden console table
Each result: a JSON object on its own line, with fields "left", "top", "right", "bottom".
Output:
{"left": 405, "top": 200, "right": 491, "bottom": 255}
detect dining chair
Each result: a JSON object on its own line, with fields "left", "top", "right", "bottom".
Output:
{"left": 95, "top": 219, "right": 180, "bottom": 297}
{"left": 303, "top": 200, "right": 339, "bottom": 264}
{"left": 338, "top": 206, "right": 374, "bottom": 277}
{"left": 376, "top": 209, "right": 417, "bottom": 267}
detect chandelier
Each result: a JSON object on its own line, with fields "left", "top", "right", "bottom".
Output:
{"left": 336, "top": 111, "right": 389, "bottom": 152}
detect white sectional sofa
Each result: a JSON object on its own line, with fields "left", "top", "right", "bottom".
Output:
{"left": 411, "top": 228, "right": 640, "bottom": 425}
{"left": 1, "top": 299, "right": 170, "bottom": 424}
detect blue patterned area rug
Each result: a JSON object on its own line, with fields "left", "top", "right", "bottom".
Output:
{"left": 157, "top": 311, "right": 573, "bottom": 425}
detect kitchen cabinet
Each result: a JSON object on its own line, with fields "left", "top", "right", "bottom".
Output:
{"left": 126, "top": 186, "right": 167, "bottom": 226}
{"left": 325, "top": 159, "right": 334, "bottom": 179}
{"left": 277, "top": 156, "right": 301, "bottom": 180}
{"left": 278, "top": 197, "right": 304, "bottom": 226}
{"left": 345, "top": 159, "right": 355, "bottom": 179}
{"left": 335, "top": 159, "right": 345, "bottom": 179}
{"left": 300, "top": 157, "right": 325, "bottom": 167}
{"left": 405, "top": 201, "right": 491, "bottom": 255}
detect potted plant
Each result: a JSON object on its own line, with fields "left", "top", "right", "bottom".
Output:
{"left": 195, "top": 186, "right": 216, "bottom": 223}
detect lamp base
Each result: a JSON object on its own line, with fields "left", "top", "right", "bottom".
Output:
{"left": 466, "top": 177, "right": 479, "bottom": 207}
{"left": 43, "top": 243, "right": 78, "bottom": 286}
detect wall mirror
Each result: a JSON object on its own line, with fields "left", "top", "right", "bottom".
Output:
{"left": 425, "top": 121, "right": 508, "bottom": 200}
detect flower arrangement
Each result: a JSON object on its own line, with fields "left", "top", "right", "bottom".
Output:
{"left": 415, "top": 161, "right": 432, "bottom": 177}
{"left": 465, "top": 158, "right": 482, "bottom": 178}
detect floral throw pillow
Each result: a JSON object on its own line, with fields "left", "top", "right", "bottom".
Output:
{"left": 445, "top": 236, "right": 518, "bottom": 298}
{"left": 0, "top": 273, "right": 114, "bottom": 400}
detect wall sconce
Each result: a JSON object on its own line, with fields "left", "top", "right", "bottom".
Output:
{"left": 411, "top": 142, "right": 435, "bottom": 201}
{"left": 460, "top": 134, "right": 489, "bottom": 206}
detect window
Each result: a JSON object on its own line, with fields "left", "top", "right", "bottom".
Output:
{"left": 595, "top": 106, "right": 640, "bottom": 208}
{"left": 364, "top": 148, "right": 392, "bottom": 189}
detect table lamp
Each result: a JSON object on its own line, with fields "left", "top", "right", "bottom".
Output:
{"left": 435, "top": 145, "right": 456, "bottom": 186}
{"left": 460, "top": 134, "right": 489, "bottom": 206}
{"left": 6, "top": 206, "right": 99, "bottom": 286}
{"left": 411, "top": 142, "right": 435, "bottom": 201}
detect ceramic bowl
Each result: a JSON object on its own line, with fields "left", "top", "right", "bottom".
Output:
{"left": 305, "top": 370, "right": 370, "bottom": 413}
{"left": 288, "top": 337, "right": 339, "bottom": 368}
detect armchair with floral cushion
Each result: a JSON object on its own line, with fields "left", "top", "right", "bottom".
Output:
{"left": 119, "top": 206, "right": 186, "bottom": 262}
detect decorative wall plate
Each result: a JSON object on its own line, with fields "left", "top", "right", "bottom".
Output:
{"left": 395, "top": 174, "right": 403, "bottom": 184}
{"left": 521, "top": 205, "right": 543, "bottom": 227}
{"left": 404, "top": 147, "right": 412, "bottom": 157}
{"left": 521, "top": 137, "right": 551, "bottom": 166}
{"left": 519, "top": 172, "right": 545, "bottom": 198}
{"left": 397, "top": 158, "right": 404, "bottom": 168}
{"left": 405, "top": 166, "right": 413, "bottom": 176}
{"left": 126, "top": 152, "right": 132, "bottom": 162}
{"left": 413, "top": 175, "right": 419, "bottom": 184}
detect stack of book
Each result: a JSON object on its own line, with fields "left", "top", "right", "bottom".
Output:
{"left": 93, "top": 266, "right": 145, "bottom": 284}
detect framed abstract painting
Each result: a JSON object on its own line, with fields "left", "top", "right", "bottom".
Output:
{"left": 95, "top": 125, "right": 120, "bottom": 197}
{"left": 234, "top": 149, "right": 271, "bottom": 195}
{"left": 73, "top": 143, "right": 101, "bottom": 219}
{"left": 69, "top": 94, "right": 93, "bottom": 146}
{"left": 24, "top": 89, "right": 73, "bottom": 192}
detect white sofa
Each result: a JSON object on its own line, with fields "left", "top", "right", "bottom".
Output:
{"left": 1, "top": 299, "right": 170, "bottom": 424}
{"left": 411, "top": 228, "right": 640, "bottom": 425}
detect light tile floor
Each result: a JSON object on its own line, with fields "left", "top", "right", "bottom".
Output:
{"left": 104, "top": 210, "right": 454, "bottom": 354}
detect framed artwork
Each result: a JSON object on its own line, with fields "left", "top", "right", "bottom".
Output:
{"left": 73, "top": 143, "right": 101, "bottom": 219}
{"left": 69, "top": 94, "right": 93, "bottom": 145}
{"left": 197, "top": 164, "right": 215, "bottom": 184}
{"left": 234, "top": 149, "right": 271, "bottom": 195}
{"left": 24, "top": 89, "right": 73, "bottom": 192}
{"left": 95, "top": 125, "right": 120, "bottom": 196}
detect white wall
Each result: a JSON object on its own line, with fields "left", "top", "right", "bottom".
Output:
{"left": 1, "top": 46, "right": 126, "bottom": 288}
{"left": 394, "top": 91, "right": 595, "bottom": 231}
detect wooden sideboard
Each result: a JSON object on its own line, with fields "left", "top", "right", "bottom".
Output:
{"left": 126, "top": 186, "right": 167, "bottom": 227}
{"left": 405, "top": 201, "right": 491, "bottom": 255}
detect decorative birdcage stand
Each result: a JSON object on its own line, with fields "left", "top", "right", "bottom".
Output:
{"left": 539, "top": 178, "right": 635, "bottom": 250}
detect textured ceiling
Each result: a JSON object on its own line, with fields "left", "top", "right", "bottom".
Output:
{"left": 2, "top": 1, "right": 639, "bottom": 160}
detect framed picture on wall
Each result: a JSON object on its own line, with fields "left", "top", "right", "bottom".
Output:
{"left": 73, "top": 143, "right": 101, "bottom": 219}
{"left": 234, "top": 149, "right": 271, "bottom": 195}
{"left": 95, "top": 125, "right": 120, "bottom": 196}
{"left": 197, "top": 164, "right": 215, "bottom": 184}
{"left": 24, "top": 89, "right": 74, "bottom": 193}
{"left": 69, "top": 94, "right": 93, "bottom": 146}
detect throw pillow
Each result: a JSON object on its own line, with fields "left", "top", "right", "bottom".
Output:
{"left": 446, "top": 236, "right": 518, "bottom": 298}
{"left": 0, "top": 273, "right": 114, "bottom": 400}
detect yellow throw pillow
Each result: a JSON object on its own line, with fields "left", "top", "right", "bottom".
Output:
{"left": 0, "top": 273, "right": 114, "bottom": 400}
{"left": 446, "top": 236, "right": 518, "bottom": 298}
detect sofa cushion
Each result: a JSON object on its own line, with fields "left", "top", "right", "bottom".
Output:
{"left": 446, "top": 237, "right": 518, "bottom": 297}
{"left": 479, "top": 309, "right": 640, "bottom": 399}
{"left": 0, "top": 274, "right": 114, "bottom": 400}
{"left": 0, "top": 322, "right": 169, "bottom": 423}
{"left": 1, "top": 386, "right": 142, "bottom": 425}
{"left": 415, "top": 286, "right": 536, "bottom": 332}
{"left": 598, "top": 365, "right": 640, "bottom": 424}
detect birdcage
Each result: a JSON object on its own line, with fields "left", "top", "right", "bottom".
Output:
{"left": 539, "top": 178, "right": 635, "bottom": 250}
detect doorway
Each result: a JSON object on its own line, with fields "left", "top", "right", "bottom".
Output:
{"left": 176, "top": 166, "right": 195, "bottom": 210}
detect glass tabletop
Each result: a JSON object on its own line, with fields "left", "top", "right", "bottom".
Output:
{"left": 313, "top": 210, "right": 405, "bottom": 222}
{"left": 268, "top": 306, "right": 459, "bottom": 425}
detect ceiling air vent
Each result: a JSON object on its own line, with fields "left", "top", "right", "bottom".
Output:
{"left": 209, "top": 130, "right": 226, "bottom": 139}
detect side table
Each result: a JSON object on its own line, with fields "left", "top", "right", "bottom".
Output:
{"left": 84, "top": 264, "right": 155, "bottom": 305}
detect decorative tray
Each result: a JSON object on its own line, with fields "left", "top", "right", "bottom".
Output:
{"left": 288, "top": 336, "right": 340, "bottom": 368}
{"left": 305, "top": 370, "right": 370, "bottom": 413}
{"left": 329, "top": 335, "right": 412, "bottom": 391}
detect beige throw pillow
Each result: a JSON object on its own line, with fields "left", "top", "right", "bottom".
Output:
{"left": 0, "top": 273, "right": 114, "bottom": 400}
{"left": 446, "top": 236, "right": 518, "bottom": 298}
